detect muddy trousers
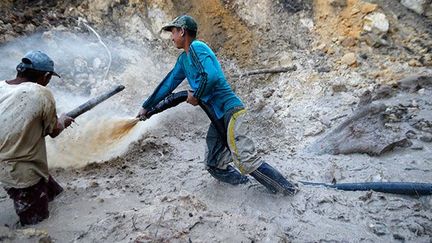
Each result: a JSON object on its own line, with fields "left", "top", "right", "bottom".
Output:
{"left": 5, "top": 175, "right": 63, "bottom": 226}
{"left": 205, "top": 108, "right": 296, "bottom": 195}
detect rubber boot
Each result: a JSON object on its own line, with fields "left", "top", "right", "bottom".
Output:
{"left": 207, "top": 165, "right": 249, "bottom": 185}
{"left": 46, "top": 175, "right": 64, "bottom": 202}
{"left": 250, "top": 162, "right": 296, "bottom": 195}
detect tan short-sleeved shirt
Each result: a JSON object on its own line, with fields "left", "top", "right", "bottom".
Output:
{"left": 0, "top": 81, "right": 57, "bottom": 188}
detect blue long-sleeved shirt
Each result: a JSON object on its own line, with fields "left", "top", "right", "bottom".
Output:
{"left": 142, "top": 40, "right": 243, "bottom": 119}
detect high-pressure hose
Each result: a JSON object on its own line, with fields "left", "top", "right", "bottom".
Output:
{"left": 299, "top": 181, "right": 432, "bottom": 196}
{"left": 145, "top": 90, "right": 231, "bottom": 146}
{"left": 145, "top": 91, "right": 432, "bottom": 196}
{"left": 66, "top": 85, "right": 125, "bottom": 119}
{"left": 146, "top": 91, "right": 189, "bottom": 118}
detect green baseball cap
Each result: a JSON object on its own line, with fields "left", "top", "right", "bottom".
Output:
{"left": 161, "top": 15, "right": 198, "bottom": 32}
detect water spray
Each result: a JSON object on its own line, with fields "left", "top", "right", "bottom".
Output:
{"left": 77, "top": 17, "right": 112, "bottom": 81}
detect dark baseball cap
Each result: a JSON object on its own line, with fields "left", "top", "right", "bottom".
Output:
{"left": 161, "top": 15, "right": 198, "bottom": 32}
{"left": 17, "top": 51, "right": 60, "bottom": 77}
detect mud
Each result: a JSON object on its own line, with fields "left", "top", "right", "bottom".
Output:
{"left": 0, "top": 0, "right": 432, "bottom": 242}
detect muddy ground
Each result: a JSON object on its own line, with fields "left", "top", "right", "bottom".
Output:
{"left": 0, "top": 0, "right": 432, "bottom": 242}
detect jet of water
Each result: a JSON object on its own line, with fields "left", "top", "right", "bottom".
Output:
{"left": 77, "top": 17, "right": 112, "bottom": 81}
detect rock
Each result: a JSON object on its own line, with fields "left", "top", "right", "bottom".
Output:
{"left": 341, "top": 36, "right": 357, "bottom": 47}
{"left": 368, "top": 222, "right": 388, "bottom": 236}
{"left": 420, "top": 135, "right": 432, "bottom": 142}
{"left": 362, "top": 32, "right": 389, "bottom": 48}
{"left": 405, "top": 130, "right": 417, "bottom": 139}
{"left": 385, "top": 114, "right": 400, "bottom": 123}
{"left": 401, "top": 0, "right": 427, "bottom": 15}
{"left": 261, "top": 105, "right": 275, "bottom": 119}
{"left": 363, "top": 12, "right": 389, "bottom": 33}
{"left": 274, "top": 104, "right": 283, "bottom": 112}
{"left": 393, "top": 234, "right": 405, "bottom": 241}
{"left": 426, "top": 4, "right": 432, "bottom": 18}
{"left": 304, "top": 123, "right": 325, "bottom": 137}
{"left": 421, "top": 53, "right": 432, "bottom": 66}
{"left": 41, "top": 31, "right": 54, "bottom": 42}
{"left": 332, "top": 84, "right": 348, "bottom": 93}
{"left": 125, "top": 14, "right": 155, "bottom": 40}
{"left": 74, "top": 58, "right": 88, "bottom": 72}
{"left": 90, "top": 181, "right": 99, "bottom": 188}
{"left": 75, "top": 73, "right": 90, "bottom": 84}
{"left": 396, "top": 138, "right": 413, "bottom": 148}
{"left": 315, "top": 43, "right": 327, "bottom": 50}
{"left": 410, "top": 142, "right": 423, "bottom": 150}
{"left": 1, "top": 34, "right": 15, "bottom": 43}
{"left": 361, "top": 3, "right": 378, "bottom": 14}
{"left": 410, "top": 119, "right": 432, "bottom": 133}
{"left": 330, "top": 0, "right": 347, "bottom": 8}
{"left": 262, "top": 88, "right": 275, "bottom": 98}
{"left": 93, "top": 57, "right": 102, "bottom": 69}
{"left": 17, "top": 228, "right": 49, "bottom": 238}
{"left": 15, "top": 24, "right": 25, "bottom": 33}
{"left": 341, "top": 52, "right": 357, "bottom": 66}
{"left": 0, "top": 226, "right": 14, "bottom": 240}
{"left": 4, "top": 23, "right": 13, "bottom": 32}
{"left": 358, "top": 90, "right": 372, "bottom": 107}
{"left": 398, "top": 75, "right": 432, "bottom": 92}
{"left": 39, "top": 236, "right": 53, "bottom": 243}
{"left": 319, "top": 116, "right": 332, "bottom": 128}
{"left": 24, "top": 24, "right": 35, "bottom": 32}
{"left": 300, "top": 18, "right": 314, "bottom": 31}
{"left": 317, "top": 66, "right": 331, "bottom": 73}
{"left": 408, "top": 59, "right": 422, "bottom": 67}
{"left": 373, "top": 85, "right": 394, "bottom": 100}
{"left": 53, "top": 25, "right": 68, "bottom": 31}
{"left": 310, "top": 104, "right": 412, "bottom": 156}
{"left": 325, "top": 47, "right": 335, "bottom": 55}
{"left": 384, "top": 122, "right": 401, "bottom": 132}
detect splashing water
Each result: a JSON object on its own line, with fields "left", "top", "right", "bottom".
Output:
{"left": 78, "top": 17, "right": 112, "bottom": 81}
{"left": 47, "top": 117, "right": 141, "bottom": 168}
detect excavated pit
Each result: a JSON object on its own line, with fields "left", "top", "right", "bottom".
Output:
{"left": 0, "top": 0, "right": 432, "bottom": 242}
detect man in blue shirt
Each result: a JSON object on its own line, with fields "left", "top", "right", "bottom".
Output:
{"left": 137, "top": 15, "right": 296, "bottom": 195}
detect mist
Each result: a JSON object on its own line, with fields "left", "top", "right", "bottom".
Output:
{"left": 0, "top": 27, "right": 182, "bottom": 168}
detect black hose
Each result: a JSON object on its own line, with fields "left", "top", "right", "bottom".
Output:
{"left": 145, "top": 90, "right": 227, "bottom": 144}
{"left": 299, "top": 181, "right": 432, "bottom": 196}
{"left": 146, "top": 90, "right": 188, "bottom": 118}
{"left": 67, "top": 85, "right": 125, "bottom": 118}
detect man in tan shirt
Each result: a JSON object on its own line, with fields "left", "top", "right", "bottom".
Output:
{"left": 0, "top": 51, "right": 74, "bottom": 226}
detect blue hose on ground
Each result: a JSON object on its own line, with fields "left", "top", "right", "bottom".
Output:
{"left": 299, "top": 181, "right": 432, "bottom": 196}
